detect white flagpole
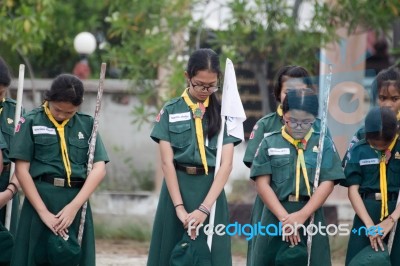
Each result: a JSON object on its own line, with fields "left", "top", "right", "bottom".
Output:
{"left": 207, "top": 115, "right": 225, "bottom": 250}
{"left": 207, "top": 58, "right": 246, "bottom": 250}
{"left": 5, "top": 64, "right": 25, "bottom": 230}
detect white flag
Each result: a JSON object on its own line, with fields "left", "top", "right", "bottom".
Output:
{"left": 221, "top": 58, "right": 246, "bottom": 141}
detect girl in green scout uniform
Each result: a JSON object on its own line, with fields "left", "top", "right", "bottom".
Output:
{"left": 147, "top": 48, "right": 241, "bottom": 266}
{"left": 250, "top": 88, "right": 344, "bottom": 266}
{"left": 9, "top": 74, "right": 109, "bottom": 266}
{"left": 243, "top": 65, "right": 328, "bottom": 265}
{"left": 343, "top": 67, "right": 400, "bottom": 167}
{"left": 0, "top": 57, "right": 22, "bottom": 238}
{"left": 342, "top": 107, "right": 400, "bottom": 266}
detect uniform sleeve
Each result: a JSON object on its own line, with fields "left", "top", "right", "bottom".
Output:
{"left": 319, "top": 137, "right": 345, "bottom": 184}
{"left": 249, "top": 139, "right": 272, "bottom": 180}
{"left": 150, "top": 107, "right": 170, "bottom": 143}
{"left": 243, "top": 120, "right": 265, "bottom": 167}
{"left": 0, "top": 130, "right": 7, "bottom": 151}
{"left": 9, "top": 116, "right": 34, "bottom": 162}
{"left": 93, "top": 133, "right": 110, "bottom": 164}
{"left": 222, "top": 119, "right": 242, "bottom": 146}
{"left": 342, "top": 127, "right": 364, "bottom": 167}
{"left": 341, "top": 148, "right": 362, "bottom": 187}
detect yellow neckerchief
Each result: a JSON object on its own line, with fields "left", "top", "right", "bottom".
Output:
{"left": 373, "top": 134, "right": 398, "bottom": 221}
{"left": 277, "top": 104, "right": 283, "bottom": 117}
{"left": 181, "top": 89, "right": 210, "bottom": 175}
{"left": 397, "top": 111, "right": 400, "bottom": 121}
{"left": 43, "top": 101, "right": 72, "bottom": 186}
{"left": 281, "top": 127, "right": 314, "bottom": 201}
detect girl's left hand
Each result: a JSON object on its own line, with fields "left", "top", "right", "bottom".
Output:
{"left": 54, "top": 203, "right": 80, "bottom": 233}
{"left": 377, "top": 217, "right": 395, "bottom": 239}
{"left": 185, "top": 210, "right": 208, "bottom": 240}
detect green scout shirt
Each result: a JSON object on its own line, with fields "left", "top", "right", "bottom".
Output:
{"left": 150, "top": 96, "right": 242, "bottom": 166}
{"left": 243, "top": 112, "right": 329, "bottom": 168}
{"left": 9, "top": 106, "right": 109, "bottom": 179}
{"left": 342, "top": 139, "right": 400, "bottom": 193}
{"left": 0, "top": 98, "right": 23, "bottom": 164}
{"left": 342, "top": 126, "right": 366, "bottom": 167}
{"left": 250, "top": 131, "right": 344, "bottom": 200}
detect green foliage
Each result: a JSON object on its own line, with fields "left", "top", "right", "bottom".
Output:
{"left": 94, "top": 219, "right": 152, "bottom": 241}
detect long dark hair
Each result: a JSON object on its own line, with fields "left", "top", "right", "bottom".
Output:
{"left": 282, "top": 88, "right": 319, "bottom": 117}
{"left": 365, "top": 107, "right": 397, "bottom": 143}
{"left": 0, "top": 57, "right": 11, "bottom": 87}
{"left": 44, "top": 74, "right": 84, "bottom": 106}
{"left": 273, "top": 65, "right": 314, "bottom": 103}
{"left": 186, "top": 48, "right": 221, "bottom": 139}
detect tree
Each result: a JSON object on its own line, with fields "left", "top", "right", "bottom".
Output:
{"left": 209, "top": 0, "right": 400, "bottom": 114}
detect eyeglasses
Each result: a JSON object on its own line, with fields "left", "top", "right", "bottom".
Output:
{"left": 189, "top": 79, "right": 219, "bottom": 93}
{"left": 284, "top": 119, "right": 315, "bottom": 130}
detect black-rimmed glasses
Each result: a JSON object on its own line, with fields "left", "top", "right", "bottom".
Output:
{"left": 284, "top": 119, "right": 315, "bottom": 130}
{"left": 189, "top": 79, "right": 219, "bottom": 93}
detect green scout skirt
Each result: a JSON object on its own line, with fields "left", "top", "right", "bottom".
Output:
{"left": 251, "top": 201, "right": 331, "bottom": 266}
{"left": 10, "top": 181, "right": 95, "bottom": 266}
{"left": 147, "top": 171, "right": 232, "bottom": 266}
{"left": 247, "top": 194, "right": 264, "bottom": 266}
{"left": 0, "top": 171, "right": 19, "bottom": 236}
{"left": 345, "top": 199, "right": 400, "bottom": 266}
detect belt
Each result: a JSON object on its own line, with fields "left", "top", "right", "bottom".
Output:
{"left": 37, "top": 175, "right": 85, "bottom": 188}
{"left": 286, "top": 195, "right": 310, "bottom": 202}
{"left": 174, "top": 164, "right": 215, "bottom": 175}
{"left": 360, "top": 192, "right": 398, "bottom": 201}
{"left": 3, "top": 164, "right": 10, "bottom": 172}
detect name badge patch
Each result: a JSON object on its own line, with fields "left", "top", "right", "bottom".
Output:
{"left": 268, "top": 148, "right": 290, "bottom": 156}
{"left": 359, "top": 158, "right": 379, "bottom": 166}
{"left": 169, "top": 112, "right": 191, "bottom": 123}
{"left": 32, "top": 126, "right": 56, "bottom": 135}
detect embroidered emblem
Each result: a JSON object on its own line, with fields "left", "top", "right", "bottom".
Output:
{"left": 395, "top": 151, "right": 400, "bottom": 159}
{"left": 193, "top": 103, "right": 206, "bottom": 119}
{"left": 155, "top": 109, "right": 164, "bottom": 122}
{"left": 78, "top": 132, "right": 84, "bottom": 139}
{"left": 249, "top": 131, "right": 255, "bottom": 139}
{"left": 7, "top": 118, "right": 13, "bottom": 124}
{"left": 312, "top": 146, "right": 319, "bottom": 153}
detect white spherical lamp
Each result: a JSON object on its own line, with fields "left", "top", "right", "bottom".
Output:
{"left": 73, "top": 32, "right": 97, "bottom": 55}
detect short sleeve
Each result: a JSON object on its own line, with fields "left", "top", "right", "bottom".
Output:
{"left": 341, "top": 148, "right": 363, "bottom": 187}
{"left": 9, "top": 116, "right": 34, "bottom": 162}
{"left": 318, "top": 138, "right": 345, "bottom": 184}
{"left": 243, "top": 120, "right": 266, "bottom": 167}
{"left": 150, "top": 107, "right": 170, "bottom": 143}
{"left": 0, "top": 130, "right": 7, "bottom": 151}
{"left": 249, "top": 139, "right": 272, "bottom": 180}
{"left": 93, "top": 133, "right": 110, "bottom": 163}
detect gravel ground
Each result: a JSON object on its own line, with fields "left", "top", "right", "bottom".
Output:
{"left": 95, "top": 239, "right": 342, "bottom": 266}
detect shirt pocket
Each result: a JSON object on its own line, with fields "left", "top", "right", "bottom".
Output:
{"left": 34, "top": 135, "right": 59, "bottom": 162}
{"left": 68, "top": 137, "right": 89, "bottom": 164}
{"left": 271, "top": 156, "right": 291, "bottom": 184}
{"left": 169, "top": 122, "right": 191, "bottom": 148}
{"left": 360, "top": 164, "right": 379, "bottom": 187}
{"left": 305, "top": 155, "right": 317, "bottom": 185}
{"left": 388, "top": 160, "right": 400, "bottom": 188}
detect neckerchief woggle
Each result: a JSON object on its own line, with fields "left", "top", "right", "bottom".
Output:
{"left": 373, "top": 134, "right": 398, "bottom": 221}
{"left": 181, "top": 89, "right": 210, "bottom": 175}
{"left": 282, "top": 127, "right": 314, "bottom": 200}
{"left": 43, "top": 101, "right": 73, "bottom": 186}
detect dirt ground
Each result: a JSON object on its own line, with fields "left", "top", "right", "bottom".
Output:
{"left": 95, "top": 239, "right": 343, "bottom": 266}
